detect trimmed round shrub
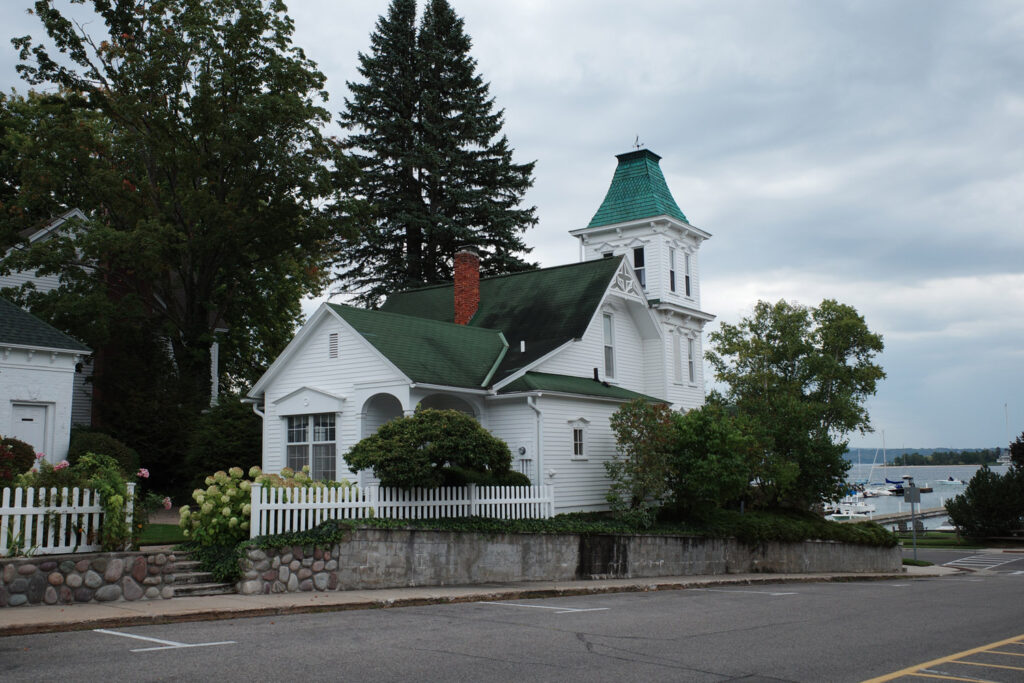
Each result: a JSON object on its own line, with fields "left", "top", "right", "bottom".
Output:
{"left": 0, "top": 437, "right": 37, "bottom": 476}
{"left": 442, "top": 466, "right": 532, "bottom": 487}
{"left": 183, "top": 395, "right": 262, "bottom": 491}
{"left": 68, "top": 430, "right": 139, "bottom": 476}
{"left": 345, "top": 409, "right": 513, "bottom": 489}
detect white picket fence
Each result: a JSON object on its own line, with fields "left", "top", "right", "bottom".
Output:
{"left": 250, "top": 483, "right": 554, "bottom": 538}
{"left": 0, "top": 483, "right": 135, "bottom": 557}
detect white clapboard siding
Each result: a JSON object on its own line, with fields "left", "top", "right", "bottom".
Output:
{"left": 249, "top": 483, "right": 554, "bottom": 538}
{"left": 0, "top": 484, "right": 134, "bottom": 556}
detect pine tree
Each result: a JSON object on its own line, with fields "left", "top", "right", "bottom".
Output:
{"left": 338, "top": 0, "right": 537, "bottom": 307}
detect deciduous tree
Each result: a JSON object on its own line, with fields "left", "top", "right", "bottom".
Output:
{"left": 706, "top": 299, "right": 885, "bottom": 509}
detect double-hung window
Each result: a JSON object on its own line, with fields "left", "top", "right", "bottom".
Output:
{"left": 669, "top": 249, "right": 677, "bottom": 293}
{"left": 569, "top": 418, "right": 590, "bottom": 460}
{"left": 687, "top": 338, "right": 696, "bottom": 383}
{"left": 633, "top": 247, "right": 646, "bottom": 289}
{"left": 684, "top": 253, "right": 691, "bottom": 297}
{"left": 673, "top": 332, "right": 683, "bottom": 383}
{"left": 602, "top": 313, "right": 615, "bottom": 379}
{"left": 286, "top": 413, "right": 336, "bottom": 481}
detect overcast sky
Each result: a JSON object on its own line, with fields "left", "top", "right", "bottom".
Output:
{"left": 4, "top": 1, "right": 1022, "bottom": 449}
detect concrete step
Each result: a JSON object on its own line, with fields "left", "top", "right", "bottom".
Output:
{"left": 173, "top": 581, "right": 236, "bottom": 597}
{"left": 173, "top": 560, "right": 202, "bottom": 572}
{"left": 174, "top": 571, "right": 217, "bottom": 585}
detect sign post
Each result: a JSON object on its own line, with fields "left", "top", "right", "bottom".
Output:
{"left": 903, "top": 475, "right": 920, "bottom": 561}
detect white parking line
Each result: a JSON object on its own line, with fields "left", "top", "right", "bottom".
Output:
{"left": 94, "top": 628, "right": 235, "bottom": 652}
{"left": 692, "top": 589, "right": 797, "bottom": 596}
{"left": 478, "top": 601, "right": 609, "bottom": 614}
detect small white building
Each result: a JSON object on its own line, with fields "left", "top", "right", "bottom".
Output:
{"left": 248, "top": 150, "right": 715, "bottom": 512}
{"left": 0, "top": 209, "right": 94, "bottom": 426}
{"left": 0, "top": 296, "right": 91, "bottom": 461}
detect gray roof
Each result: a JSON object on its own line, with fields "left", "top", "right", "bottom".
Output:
{"left": 0, "top": 297, "right": 91, "bottom": 353}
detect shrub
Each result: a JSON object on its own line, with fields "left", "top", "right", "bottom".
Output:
{"left": 68, "top": 430, "right": 139, "bottom": 476}
{"left": 345, "top": 409, "right": 513, "bottom": 489}
{"left": 666, "top": 404, "right": 753, "bottom": 520}
{"left": 0, "top": 441, "right": 16, "bottom": 484}
{"left": 1, "top": 437, "right": 37, "bottom": 477}
{"left": 442, "top": 466, "right": 532, "bottom": 487}
{"left": 178, "top": 465, "right": 355, "bottom": 547}
{"left": 183, "top": 395, "right": 262, "bottom": 491}
{"left": 605, "top": 400, "right": 675, "bottom": 527}
{"left": 946, "top": 465, "right": 1024, "bottom": 538}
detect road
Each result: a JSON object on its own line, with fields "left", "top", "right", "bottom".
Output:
{"left": 2, "top": 549, "right": 1023, "bottom": 682}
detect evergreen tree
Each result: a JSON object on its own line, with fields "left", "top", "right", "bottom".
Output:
{"left": 338, "top": 0, "right": 537, "bottom": 307}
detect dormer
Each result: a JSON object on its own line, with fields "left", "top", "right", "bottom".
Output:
{"left": 570, "top": 149, "right": 711, "bottom": 309}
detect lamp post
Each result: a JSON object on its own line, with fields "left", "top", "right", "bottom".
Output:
{"left": 903, "top": 474, "right": 920, "bottom": 561}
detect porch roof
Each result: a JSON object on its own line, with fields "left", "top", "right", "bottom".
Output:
{"left": 498, "top": 371, "right": 666, "bottom": 403}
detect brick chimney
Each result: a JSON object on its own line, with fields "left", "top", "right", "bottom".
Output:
{"left": 454, "top": 247, "right": 480, "bottom": 325}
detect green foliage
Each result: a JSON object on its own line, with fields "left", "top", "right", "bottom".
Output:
{"left": 337, "top": 0, "right": 537, "bottom": 306}
{"left": 15, "top": 452, "right": 135, "bottom": 550}
{"left": 179, "top": 465, "right": 356, "bottom": 547}
{"left": 0, "top": 441, "right": 15, "bottom": 484}
{"left": 68, "top": 429, "right": 139, "bottom": 476}
{"left": 179, "top": 467, "right": 253, "bottom": 548}
{"left": 3, "top": 1, "right": 360, "bottom": 492}
{"left": 604, "top": 400, "right": 675, "bottom": 527}
{"left": 945, "top": 466, "right": 1024, "bottom": 539}
{"left": 183, "top": 542, "right": 246, "bottom": 584}
{"left": 706, "top": 299, "right": 884, "bottom": 510}
{"left": 0, "top": 437, "right": 35, "bottom": 477}
{"left": 1010, "top": 432, "right": 1024, "bottom": 469}
{"left": 892, "top": 449, "right": 1001, "bottom": 466}
{"left": 667, "top": 404, "right": 754, "bottom": 520}
{"left": 442, "top": 466, "right": 531, "bottom": 487}
{"left": 183, "top": 395, "right": 262, "bottom": 491}
{"left": 345, "top": 409, "right": 513, "bottom": 488}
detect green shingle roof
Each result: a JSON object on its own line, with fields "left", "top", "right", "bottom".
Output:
{"left": 0, "top": 297, "right": 91, "bottom": 353}
{"left": 499, "top": 372, "right": 666, "bottom": 403}
{"left": 328, "top": 303, "right": 507, "bottom": 388}
{"left": 588, "top": 149, "right": 688, "bottom": 228}
{"left": 379, "top": 258, "right": 623, "bottom": 383}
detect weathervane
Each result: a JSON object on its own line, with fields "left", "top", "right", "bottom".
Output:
{"left": 633, "top": 135, "right": 644, "bottom": 150}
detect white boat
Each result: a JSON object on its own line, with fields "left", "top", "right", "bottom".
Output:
{"left": 826, "top": 510, "right": 873, "bottom": 522}
{"left": 937, "top": 477, "right": 964, "bottom": 485}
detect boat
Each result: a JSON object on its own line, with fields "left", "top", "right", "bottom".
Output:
{"left": 937, "top": 477, "right": 964, "bottom": 485}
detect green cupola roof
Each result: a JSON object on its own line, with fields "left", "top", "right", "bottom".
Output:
{"left": 587, "top": 149, "right": 688, "bottom": 228}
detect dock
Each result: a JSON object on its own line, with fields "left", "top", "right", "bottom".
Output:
{"left": 868, "top": 507, "right": 947, "bottom": 525}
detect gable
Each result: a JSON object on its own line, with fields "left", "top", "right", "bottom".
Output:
{"left": 0, "top": 297, "right": 91, "bottom": 354}
{"left": 273, "top": 386, "right": 346, "bottom": 416}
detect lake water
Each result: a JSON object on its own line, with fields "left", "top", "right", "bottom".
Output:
{"left": 842, "top": 463, "right": 1010, "bottom": 529}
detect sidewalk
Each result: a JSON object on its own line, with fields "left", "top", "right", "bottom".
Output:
{"left": 0, "top": 563, "right": 957, "bottom": 637}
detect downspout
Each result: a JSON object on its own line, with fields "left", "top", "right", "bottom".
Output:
{"left": 250, "top": 400, "right": 265, "bottom": 419}
{"left": 527, "top": 395, "right": 544, "bottom": 486}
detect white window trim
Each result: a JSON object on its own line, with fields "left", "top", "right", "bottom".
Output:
{"left": 673, "top": 330, "right": 683, "bottom": 384}
{"left": 633, "top": 247, "right": 646, "bottom": 290}
{"left": 684, "top": 252, "right": 692, "bottom": 298}
{"left": 669, "top": 248, "right": 676, "bottom": 293}
{"left": 687, "top": 337, "right": 696, "bottom": 384}
{"left": 569, "top": 418, "right": 590, "bottom": 460}
{"left": 602, "top": 312, "right": 616, "bottom": 380}
{"left": 285, "top": 412, "right": 338, "bottom": 480}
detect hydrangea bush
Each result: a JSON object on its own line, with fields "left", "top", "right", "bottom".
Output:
{"left": 179, "top": 466, "right": 354, "bottom": 547}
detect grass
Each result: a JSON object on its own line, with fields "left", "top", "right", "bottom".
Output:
{"left": 902, "top": 558, "right": 933, "bottom": 567}
{"left": 137, "top": 523, "right": 186, "bottom": 546}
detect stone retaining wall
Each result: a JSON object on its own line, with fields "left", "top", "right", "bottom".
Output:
{"left": 238, "top": 528, "right": 901, "bottom": 595}
{"left": 0, "top": 551, "right": 176, "bottom": 607}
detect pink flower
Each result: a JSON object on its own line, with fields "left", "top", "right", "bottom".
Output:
{"left": 53, "top": 460, "right": 70, "bottom": 471}
{"left": 137, "top": 468, "right": 150, "bottom": 479}
{"left": 162, "top": 496, "right": 172, "bottom": 510}
{"left": 35, "top": 452, "right": 45, "bottom": 460}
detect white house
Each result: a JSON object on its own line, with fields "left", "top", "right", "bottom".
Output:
{"left": 0, "top": 296, "right": 91, "bottom": 461}
{"left": 0, "top": 209, "right": 94, "bottom": 426}
{"left": 247, "top": 149, "right": 715, "bottom": 512}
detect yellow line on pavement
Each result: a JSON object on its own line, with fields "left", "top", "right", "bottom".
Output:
{"left": 953, "top": 660, "right": 1024, "bottom": 671}
{"left": 911, "top": 674, "right": 995, "bottom": 682}
{"left": 860, "top": 634, "right": 1024, "bottom": 682}
{"left": 988, "top": 649, "right": 1024, "bottom": 657}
